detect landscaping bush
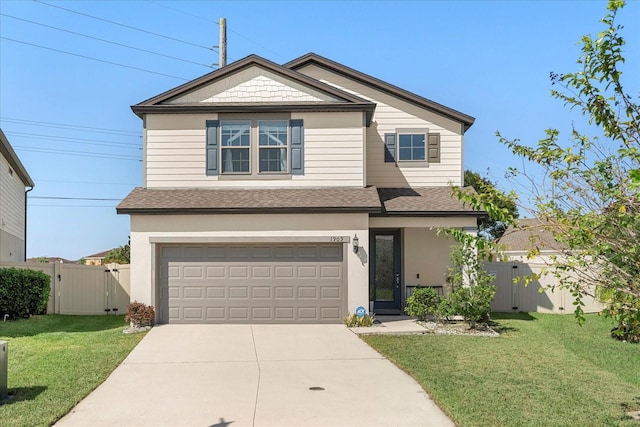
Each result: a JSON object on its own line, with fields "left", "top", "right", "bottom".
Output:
{"left": 0, "top": 267, "right": 50, "bottom": 318}
{"left": 125, "top": 301, "right": 155, "bottom": 327}
{"left": 447, "top": 283, "right": 496, "bottom": 327}
{"left": 405, "top": 287, "right": 440, "bottom": 321}
{"left": 343, "top": 313, "right": 376, "bottom": 327}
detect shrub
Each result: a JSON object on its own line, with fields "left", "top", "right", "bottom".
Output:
{"left": 343, "top": 313, "right": 376, "bottom": 327}
{"left": 405, "top": 287, "right": 440, "bottom": 321}
{"left": 447, "top": 283, "right": 496, "bottom": 327}
{"left": 0, "top": 267, "right": 50, "bottom": 318}
{"left": 125, "top": 301, "right": 155, "bottom": 327}
{"left": 603, "top": 293, "right": 640, "bottom": 343}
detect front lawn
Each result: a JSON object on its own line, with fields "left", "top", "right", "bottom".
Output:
{"left": 363, "top": 313, "right": 640, "bottom": 426}
{"left": 0, "top": 315, "right": 146, "bottom": 427}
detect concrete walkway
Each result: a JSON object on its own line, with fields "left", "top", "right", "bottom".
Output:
{"left": 55, "top": 324, "right": 453, "bottom": 427}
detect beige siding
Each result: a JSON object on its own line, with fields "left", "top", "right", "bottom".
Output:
{"left": 295, "top": 64, "right": 465, "bottom": 187}
{"left": 144, "top": 112, "right": 365, "bottom": 188}
{"left": 0, "top": 154, "right": 27, "bottom": 261}
{"left": 403, "top": 228, "right": 455, "bottom": 289}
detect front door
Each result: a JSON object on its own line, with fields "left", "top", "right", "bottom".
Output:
{"left": 370, "top": 230, "right": 401, "bottom": 313}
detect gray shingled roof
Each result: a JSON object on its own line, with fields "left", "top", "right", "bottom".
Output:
{"left": 498, "top": 218, "right": 565, "bottom": 252}
{"left": 377, "top": 187, "right": 485, "bottom": 216}
{"left": 117, "top": 186, "right": 489, "bottom": 217}
{"left": 117, "top": 187, "right": 382, "bottom": 214}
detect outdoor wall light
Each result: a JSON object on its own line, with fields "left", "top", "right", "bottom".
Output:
{"left": 352, "top": 234, "right": 359, "bottom": 254}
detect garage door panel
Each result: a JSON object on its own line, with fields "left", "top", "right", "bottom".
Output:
{"left": 229, "top": 287, "right": 249, "bottom": 299}
{"left": 206, "top": 266, "right": 226, "bottom": 278}
{"left": 183, "top": 287, "right": 203, "bottom": 299}
{"left": 206, "top": 287, "right": 225, "bottom": 299}
{"left": 229, "top": 307, "right": 249, "bottom": 320}
{"left": 160, "top": 243, "right": 345, "bottom": 323}
{"left": 251, "top": 266, "right": 272, "bottom": 278}
{"left": 206, "top": 307, "right": 225, "bottom": 319}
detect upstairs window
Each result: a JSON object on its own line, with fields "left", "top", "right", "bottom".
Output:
{"left": 384, "top": 130, "right": 440, "bottom": 164}
{"left": 221, "top": 121, "right": 251, "bottom": 173}
{"left": 259, "top": 120, "right": 288, "bottom": 173}
{"left": 398, "top": 133, "right": 425, "bottom": 161}
{"left": 206, "top": 119, "right": 304, "bottom": 176}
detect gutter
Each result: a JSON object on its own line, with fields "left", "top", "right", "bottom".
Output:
{"left": 24, "top": 186, "right": 34, "bottom": 260}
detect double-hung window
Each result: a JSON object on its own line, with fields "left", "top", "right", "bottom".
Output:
{"left": 206, "top": 118, "right": 304, "bottom": 176}
{"left": 258, "top": 120, "right": 288, "bottom": 173}
{"left": 221, "top": 121, "right": 250, "bottom": 173}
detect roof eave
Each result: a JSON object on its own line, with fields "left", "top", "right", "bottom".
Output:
{"left": 0, "top": 129, "right": 35, "bottom": 188}
{"left": 117, "top": 206, "right": 381, "bottom": 215}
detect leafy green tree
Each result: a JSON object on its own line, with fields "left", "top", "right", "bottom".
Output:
{"left": 464, "top": 170, "right": 519, "bottom": 240}
{"left": 455, "top": 0, "right": 639, "bottom": 342}
{"left": 103, "top": 242, "right": 130, "bottom": 264}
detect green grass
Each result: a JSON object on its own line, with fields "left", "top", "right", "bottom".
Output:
{"left": 362, "top": 313, "right": 640, "bottom": 426}
{"left": 0, "top": 315, "right": 146, "bottom": 427}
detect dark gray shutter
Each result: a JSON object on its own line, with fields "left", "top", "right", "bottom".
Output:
{"left": 290, "top": 119, "right": 304, "bottom": 175}
{"left": 206, "top": 120, "right": 219, "bottom": 176}
{"left": 384, "top": 133, "right": 396, "bottom": 162}
{"left": 428, "top": 133, "right": 440, "bottom": 163}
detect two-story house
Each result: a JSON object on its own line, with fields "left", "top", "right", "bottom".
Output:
{"left": 117, "top": 53, "right": 484, "bottom": 324}
{"left": 0, "top": 129, "right": 34, "bottom": 262}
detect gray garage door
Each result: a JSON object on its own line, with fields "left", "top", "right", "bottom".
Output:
{"left": 158, "top": 243, "right": 346, "bottom": 324}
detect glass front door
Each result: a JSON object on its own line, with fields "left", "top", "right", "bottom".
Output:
{"left": 370, "top": 230, "right": 401, "bottom": 312}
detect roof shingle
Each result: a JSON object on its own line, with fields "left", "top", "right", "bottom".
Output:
{"left": 377, "top": 187, "right": 485, "bottom": 216}
{"left": 117, "top": 187, "right": 382, "bottom": 214}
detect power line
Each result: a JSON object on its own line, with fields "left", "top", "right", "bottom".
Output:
{"left": 1, "top": 13, "right": 213, "bottom": 69}
{"left": 5, "top": 131, "right": 141, "bottom": 149}
{"left": 0, "top": 117, "right": 140, "bottom": 136}
{"left": 34, "top": 0, "right": 217, "bottom": 52}
{"left": 1, "top": 36, "right": 189, "bottom": 81}
{"left": 14, "top": 146, "right": 141, "bottom": 161}
{"left": 35, "top": 178, "right": 138, "bottom": 186}
{"left": 31, "top": 196, "right": 123, "bottom": 201}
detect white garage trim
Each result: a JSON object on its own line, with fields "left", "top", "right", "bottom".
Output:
{"left": 150, "top": 235, "right": 351, "bottom": 244}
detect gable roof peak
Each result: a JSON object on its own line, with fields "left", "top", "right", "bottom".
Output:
{"left": 285, "top": 53, "right": 475, "bottom": 132}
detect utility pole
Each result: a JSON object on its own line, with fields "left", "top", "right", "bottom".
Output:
{"left": 219, "top": 18, "right": 227, "bottom": 67}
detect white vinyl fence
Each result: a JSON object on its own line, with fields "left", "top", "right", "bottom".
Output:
{"left": 485, "top": 261, "right": 604, "bottom": 314}
{"left": 0, "top": 261, "right": 130, "bottom": 315}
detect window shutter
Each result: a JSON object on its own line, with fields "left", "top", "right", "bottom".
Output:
{"left": 384, "top": 133, "right": 396, "bottom": 162}
{"left": 428, "top": 133, "right": 440, "bottom": 163}
{"left": 206, "top": 120, "right": 219, "bottom": 176}
{"left": 290, "top": 119, "right": 304, "bottom": 175}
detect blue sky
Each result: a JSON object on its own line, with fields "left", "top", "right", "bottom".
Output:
{"left": 1, "top": 0, "right": 638, "bottom": 260}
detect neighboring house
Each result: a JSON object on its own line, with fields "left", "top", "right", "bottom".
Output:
{"left": 498, "top": 218, "right": 564, "bottom": 263}
{"left": 117, "top": 53, "right": 485, "bottom": 324}
{"left": 0, "top": 129, "right": 34, "bottom": 262}
{"left": 84, "top": 249, "right": 114, "bottom": 266}
{"left": 488, "top": 218, "right": 603, "bottom": 313}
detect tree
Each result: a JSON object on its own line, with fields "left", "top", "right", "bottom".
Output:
{"left": 464, "top": 170, "right": 519, "bottom": 240}
{"left": 103, "top": 239, "right": 130, "bottom": 264}
{"left": 458, "top": 0, "right": 639, "bottom": 342}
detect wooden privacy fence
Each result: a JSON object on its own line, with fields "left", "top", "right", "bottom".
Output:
{"left": 0, "top": 261, "right": 130, "bottom": 315}
{"left": 485, "top": 261, "right": 604, "bottom": 314}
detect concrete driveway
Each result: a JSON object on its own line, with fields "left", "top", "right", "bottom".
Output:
{"left": 55, "top": 325, "right": 453, "bottom": 427}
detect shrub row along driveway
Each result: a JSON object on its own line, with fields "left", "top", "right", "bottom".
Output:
{"left": 55, "top": 324, "right": 453, "bottom": 427}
